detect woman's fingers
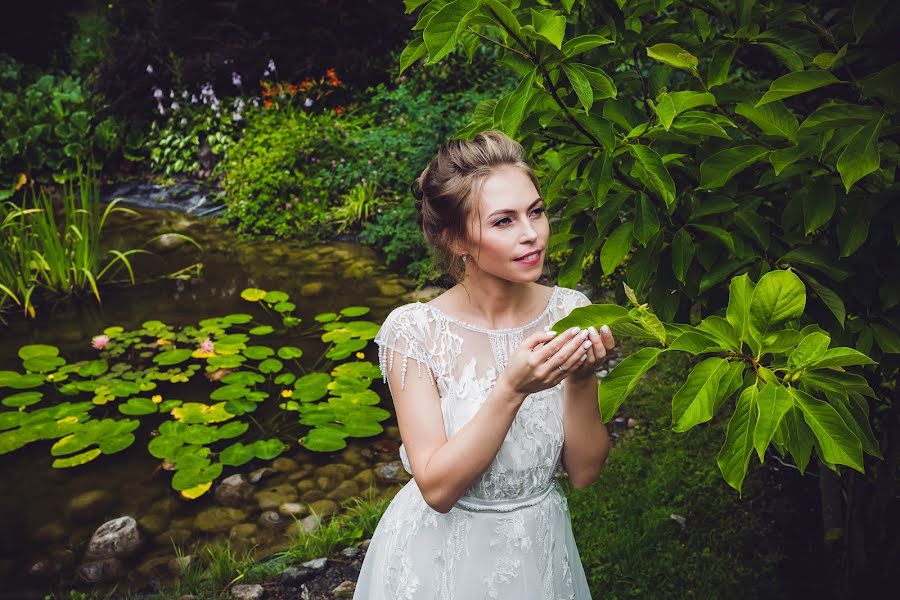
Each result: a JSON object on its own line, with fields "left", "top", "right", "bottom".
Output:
{"left": 599, "top": 324, "right": 616, "bottom": 350}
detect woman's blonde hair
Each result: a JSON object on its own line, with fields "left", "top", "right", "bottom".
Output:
{"left": 413, "top": 130, "right": 542, "bottom": 281}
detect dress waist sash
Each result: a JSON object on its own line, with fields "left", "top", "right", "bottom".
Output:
{"left": 453, "top": 480, "right": 557, "bottom": 513}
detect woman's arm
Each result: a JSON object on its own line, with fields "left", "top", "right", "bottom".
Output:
{"left": 388, "top": 358, "right": 527, "bottom": 513}
{"left": 561, "top": 374, "right": 610, "bottom": 488}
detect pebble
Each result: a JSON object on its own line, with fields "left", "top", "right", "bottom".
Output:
{"left": 231, "top": 583, "right": 266, "bottom": 599}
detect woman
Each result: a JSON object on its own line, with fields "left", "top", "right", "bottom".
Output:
{"left": 353, "top": 131, "right": 615, "bottom": 599}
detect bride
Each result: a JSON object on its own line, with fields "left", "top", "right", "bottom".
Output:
{"left": 353, "top": 130, "right": 615, "bottom": 599}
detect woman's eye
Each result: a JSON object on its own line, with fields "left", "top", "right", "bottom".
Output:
{"left": 531, "top": 207, "right": 545, "bottom": 217}
{"left": 493, "top": 217, "right": 512, "bottom": 227}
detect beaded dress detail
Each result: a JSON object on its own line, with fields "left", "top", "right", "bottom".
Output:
{"left": 354, "top": 286, "right": 593, "bottom": 600}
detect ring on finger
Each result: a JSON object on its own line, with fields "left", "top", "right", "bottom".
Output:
{"left": 557, "top": 365, "right": 567, "bottom": 372}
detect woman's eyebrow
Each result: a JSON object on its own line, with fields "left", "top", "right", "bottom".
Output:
{"left": 486, "top": 197, "right": 543, "bottom": 219}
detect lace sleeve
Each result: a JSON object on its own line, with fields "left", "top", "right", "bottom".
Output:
{"left": 374, "top": 304, "right": 436, "bottom": 392}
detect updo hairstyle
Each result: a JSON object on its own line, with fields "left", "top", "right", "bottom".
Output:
{"left": 412, "top": 130, "right": 542, "bottom": 282}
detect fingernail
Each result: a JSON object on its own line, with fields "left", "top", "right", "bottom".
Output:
{"left": 569, "top": 326, "right": 580, "bottom": 336}
{"left": 580, "top": 354, "right": 588, "bottom": 361}
{"left": 601, "top": 325, "right": 610, "bottom": 334}
{"left": 582, "top": 339, "right": 591, "bottom": 349}
{"left": 579, "top": 330, "right": 589, "bottom": 340}
{"left": 588, "top": 325, "right": 598, "bottom": 337}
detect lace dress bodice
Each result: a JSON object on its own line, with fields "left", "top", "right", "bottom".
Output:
{"left": 375, "top": 285, "right": 591, "bottom": 503}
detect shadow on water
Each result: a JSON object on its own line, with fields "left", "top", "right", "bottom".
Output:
{"left": 0, "top": 206, "right": 413, "bottom": 597}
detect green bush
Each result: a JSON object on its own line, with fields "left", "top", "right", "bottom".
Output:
{"left": 0, "top": 55, "right": 121, "bottom": 195}
{"left": 219, "top": 107, "right": 361, "bottom": 239}
{"left": 359, "top": 198, "right": 437, "bottom": 284}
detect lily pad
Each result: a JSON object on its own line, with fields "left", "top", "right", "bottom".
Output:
{"left": 294, "top": 373, "right": 331, "bottom": 402}
{"left": 18, "top": 345, "right": 60, "bottom": 360}
{"left": 209, "top": 385, "right": 250, "bottom": 401}
{"left": 274, "top": 302, "right": 296, "bottom": 313}
{"left": 326, "top": 339, "right": 367, "bottom": 360}
{"left": 282, "top": 316, "right": 301, "bottom": 327}
{"left": 274, "top": 373, "right": 296, "bottom": 386}
{"left": 2, "top": 391, "right": 43, "bottom": 408}
{"left": 243, "top": 346, "right": 274, "bottom": 360}
{"left": 6, "top": 373, "right": 45, "bottom": 389}
{"left": 142, "top": 320, "right": 168, "bottom": 332}
{"left": 218, "top": 334, "right": 250, "bottom": 345}
{"left": 252, "top": 438, "right": 286, "bottom": 460}
{"left": 220, "top": 372, "right": 266, "bottom": 386}
{"left": 154, "top": 349, "right": 193, "bottom": 366}
{"left": 172, "top": 461, "right": 222, "bottom": 491}
{"left": 340, "top": 420, "right": 384, "bottom": 437}
{"left": 207, "top": 355, "right": 246, "bottom": 369}
{"left": 330, "top": 390, "right": 381, "bottom": 406}
{"left": 314, "top": 312, "right": 338, "bottom": 323}
{"left": 218, "top": 421, "right": 249, "bottom": 439}
{"left": 171, "top": 402, "right": 234, "bottom": 424}
{"left": 223, "top": 313, "right": 254, "bottom": 325}
{"left": 249, "top": 325, "right": 275, "bottom": 336}
{"left": 340, "top": 306, "right": 371, "bottom": 317}
{"left": 103, "top": 326, "right": 125, "bottom": 336}
{"left": 119, "top": 397, "right": 158, "bottom": 415}
{"left": 52, "top": 448, "right": 102, "bottom": 468}
{"left": 219, "top": 441, "right": 255, "bottom": 467}
{"left": 332, "top": 361, "right": 381, "bottom": 380}
{"left": 277, "top": 346, "right": 303, "bottom": 360}
{"left": 148, "top": 435, "right": 183, "bottom": 460}
{"left": 328, "top": 376, "right": 369, "bottom": 395}
{"left": 23, "top": 355, "right": 66, "bottom": 373}
{"left": 241, "top": 288, "right": 267, "bottom": 301}
{"left": 264, "top": 290, "right": 289, "bottom": 303}
{"left": 224, "top": 398, "right": 258, "bottom": 415}
{"left": 258, "top": 358, "right": 283, "bottom": 374}
{"left": 302, "top": 427, "right": 349, "bottom": 452}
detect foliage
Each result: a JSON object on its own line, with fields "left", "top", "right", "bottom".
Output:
{"left": 146, "top": 102, "right": 243, "bottom": 177}
{"left": 219, "top": 107, "right": 362, "bottom": 239}
{"left": 566, "top": 342, "right": 785, "bottom": 599}
{"left": 0, "top": 170, "right": 155, "bottom": 319}
{"left": 0, "top": 55, "right": 121, "bottom": 195}
{"left": 359, "top": 197, "right": 437, "bottom": 284}
{"left": 0, "top": 289, "right": 389, "bottom": 498}
{"left": 333, "top": 180, "right": 382, "bottom": 233}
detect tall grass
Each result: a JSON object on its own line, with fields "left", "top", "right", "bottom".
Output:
{"left": 0, "top": 169, "right": 196, "bottom": 320}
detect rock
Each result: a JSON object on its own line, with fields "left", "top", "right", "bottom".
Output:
{"left": 194, "top": 507, "right": 248, "bottom": 533}
{"left": 85, "top": 516, "right": 144, "bottom": 560}
{"left": 168, "top": 554, "right": 194, "bottom": 575}
{"left": 627, "top": 418, "right": 639, "bottom": 428}
{"left": 296, "top": 479, "right": 316, "bottom": 493}
{"left": 614, "top": 417, "right": 626, "bottom": 424}
{"left": 315, "top": 463, "right": 354, "bottom": 480}
{"left": 138, "top": 513, "right": 169, "bottom": 535}
{"left": 150, "top": 233, "right": 187, "bottom": 253}
{"left": 297, "top": 514, "right": 322, "bottom": 534}
{"left": 340, "top": 547, "right": 361, "bottom": 559}
{"left": 77, "top": 558, "right": 125, "bottom": 584}
{"left": 597, "top": 369, "right": 608, "bottom": 379}
{"left": 360, "top": 538, "right": 371, "bottom": 550}
{"left": 378, "top": 282, "right": 406, "bottom": 297}
{"left": 307, "top": 499, "right": 339, "bottom": 519}
{"left": 340, "top": 446, "right": 366, "bottom": 467}
{"left": 374, "top": 461, "right": 407, "bottom": 483}
{"left": 384, "top": 425, "right": 401, "bottom": 440}
{"left": 258, "top": 510, "right": 287, "bottom": 529}
{"left": 332, "top": 580, "right": 356, "bottom": 598}
{"left": 248, "top": 467, "right": 277, "bottom": 483}
{"left": 301, "top": 490, "right": 326, "bottom": 503}
{"left": 272, "top": 457, "right": 299, "bottom": 472}
{"left": 303, "top": 557, "right": 328, "bottom": 571}
{"left": 215, "top": 474, "right": 255, "bottom": 507}
{"left": 149, "top": 495, "right": 182, "bottom": 516}
{"left": 230, "top": 523, "right": 258, "bottom": 540}
{"left": 279, "top": 502, "right": 309, "bottom": 518}
{"left": 316, "top": 476, "right": 338, "bottom": 492}
{"left": 327, "top": 480, "right": 360, "bottom": 503}
{"left": 155, "top": 528, "right": 192, "bottom": 547}
{"left": 231, "top": 583, "right": 265, "bottom": 599}
{"left": 299, "top": 282, "right": 323, "bottom": 297}
{"left": 28, "top": 559, "right": 60, "bottom": 578}
{"left": 353, "top": 469, "right": 375, "bottom": 488}
{"left": 256, "top": 483, "right": 298, "bottom": 510}
{"left": 66, "top": 489, "right": 114, "bottom": 522}
{"left": 136, "top": 555, "right": 171, "bottom": 578}
{"left": 280, "top": 566, "right": 314, "bottom": 586}
{"left": 33, "top": 521, "right": 66, "bottom": 544}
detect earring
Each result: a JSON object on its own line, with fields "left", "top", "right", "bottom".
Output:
{"left": 461, "top": 254, "right": 468, "bottom": 264}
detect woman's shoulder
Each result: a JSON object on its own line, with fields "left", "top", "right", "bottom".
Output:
{"left": 375, "top": 302, "right": 434, "bottom": 341}
{"left": 552, "top": 285, "right": 592, "bottom": 308}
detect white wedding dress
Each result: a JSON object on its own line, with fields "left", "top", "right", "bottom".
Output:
{"left": 353, "top": 285, "right": 593, "bottom": 600}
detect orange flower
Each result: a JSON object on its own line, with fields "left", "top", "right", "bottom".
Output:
{"left": 334, "top": 106, "right": 345, "bottom": 116}
{"left": 264, "top": 100, "right": 273, "bottom": 109}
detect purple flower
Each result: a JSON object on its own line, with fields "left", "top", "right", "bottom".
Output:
{"left": 152, "top": 87, "right": 164, "bottom": 100}
{"left": 182, "top": 90, "right": 189, "bottom": 99}
{"left": 231, "top": 72, "right": 242, "bottom": 87}
{"left": 304, "top": 97, "right": 313, "bottom": 108}
{"left": 157, "top": 104, "right": 166, "bottom": 116}
{"left": 252, "top": 98, "right": 260, "bottom": 107}
{"left": 267, "top": 59, "right": 276, "bottom": 72}
{"left": 170, "top": 102, "right": 180, "bottom": 111}
{"left": 146, "top": 64, "right": 154, "bottom": 75}
{"left": 232, "top": 112, "right": 242, "bottom": 121}
{"left": 191, "top": 94, "right": 198, "bottom": 104}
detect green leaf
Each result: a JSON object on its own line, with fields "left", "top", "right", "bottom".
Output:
{"left": 18, "top": 344, "right": 59, "bottom": 360}
{"left": 853, "top": 0, "right": 889, "bottom": 42}
{"left": 598, "top": 348, "right": 663, "bottom": 423}
{"left": 717, "top": 385, "right": 757, "bottom": 493}
{"left": 760, "top": 42, "right": 804, "bottom": 73}
{"left": 726, "top": 273, "right": 756, "bottom": 346}
{"left": 789, "top": 332, "right": 831, "bottom": 369}
{"left": 671, "top": 228, "right": 694, "bottom": 285}
{"left": 529, "top": 7, "right": 566, "bottom": 49}
{"left": 698, "top": 145, "right": 769, "bottom": 189}
{"left": 812, "top": 44, "right": 847, "bottom": 70}
{"left": 576, "top": 64, "right": 617, "bottom": 100}
{"left": 633, "top": 193, "right": 660, "bottom": 246}
{"left": 799, "top": 102, "right": 883, "bottom": 133}
{"left": 735, "top": 99, "right": 798, "bottom": 141}
{"left": 572, "top": 114, "right": 615, "bottom": 152}
{"left": 802, "top": 177, "right": 836, "bottom": 234}
{"left": 672, "top": 357, "right": 730, "bottom": 432}
{"left": 599, "top": 222, "right": 633, "bottom": 275}
{"left": 423, "top": 0, "right": 479, "bottom": 64}
{"left": 497, "top": 70, "right": 536, "bottom": 135}
{"left": 756, "top": 70, "right": 843, "bottom": 107}
{"left": 258, "top": 358, "right": 283, "bottom": 374}
{"left": 654, "top": 91, "right": 717, "bottom": 131}
{"left": 798, "top": 272, "right": 845, "bottom": 328}
{"left": 551, "top": 303, "right": 631, "bottom": 334}
{"left": 753, "top": 382, "right": 793, "bottom": 461}
{"left": 302, "top": 427, "right": 349, "bottom": 452}
{"left": 53, "top": 448, "right": 102, "bottom": 468}
{"left": 252, "top": 438, "right": 285, "bottom": 460}
{"left": 154, "top": 349, "right": 192, "bottom": 366}
{"left": 836, "top": 115, "right": 884, "bottom": 192}
{"left": 825, "top": 392, "right": 881, "bottom": 459}
{"left": 562, "top": 64, "right": 593, "bottom": 113}
{"left": 748, "top": 269, "right": 806, "bottom": 344}
{"left": 399, "top": 38, "right": 427, "bottom": 75}
{"left": 219, "top": 442, "right": 255, "bottom": 467}
{"left": 784, "top": 406, "right": 815, "bottom": 474}
{"left": 647, "top": 43, "right": 698, "bottom": 74}
{"left": 669, "top": 330, "right": 726, "bottom": 354}
{"left": 629, "top": 145, "right": 676, "bottom": 207}
{"left": 118, "top": 397, "right": 158, "bottom": 415}
{"left": 690, "top": 224, "right": 735, "bottom": 253}
{"left": 790, "top": 388, "right": 864, "bottom": 472}
{"left": 561, "top": 34, "right": 614, "bottom": 57}
{"left": 294, "top": 373, "right": 331, "bottom": 402}
{"left": 806, "top": 347, "right": 876, "bottom": 370}
{"left": 802, "top": 369, "right": 875, "bottom": 398}
{"left": 836, "top": 209, "right": 870, "bottom": 258}
{"left": 769, "top": 146, "right": 806, "bottom": 176}
{"left": 697, "top": 316, "right": 740, "bottom": 352}
{"left": 871, "top": 323, "right": 900, "bottom": 354}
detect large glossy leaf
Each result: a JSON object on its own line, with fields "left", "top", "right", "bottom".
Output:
{"left": 562, "top": 64, "right": 592, "bottom": 113}
{"left": 599, "top": 222, "right": 633, "bottom": 275}
{"left": 633, "top": 193, "right": 660, "bottom": 246}
{"left": 735, "top": 99, "right": 798, "bottom": 140}
{"left": 753, "top": 382, "right": 792, "bottom": 461}
{"left": 646, "top": 43, "right": 698, "bottom": 73}
{"left": 629, "top": 145, "right": 675, "bottom": 207}
{"left": 671, "top": 228, "right": 694, "bottom": 285}
{"left": 654, "top": 91, "right": 716, "bottom": 130}
{"left": 672, "top": 357, "right": 730, "bottom": 432}
{"left": 726, "top": 274, "right": 756, "bottom": 348}
{"left": 788, "top": 332, "right": 831, "bottom": 369}
{"left": 790, "top": 388, "right": 864, "bottom": 472}
{"left": 755, "top": 70, "right": 842, "bottom": 107}
{"left": 717, "top": 385, "right": 757, "bottom": 493}
{"left": 836, "top": 115, "right": 884, "bottom": 192}
{"left": 423, "top": 0, "right": 479, "bottom": 64}
{"left": 698, "top": 145, "right": 769, "bottom": 189}
{"left": 598, "top": 348, "right": 663, "bottom": 423}
{"left": 748, "top": 270, "right": 806, "bottom": 345}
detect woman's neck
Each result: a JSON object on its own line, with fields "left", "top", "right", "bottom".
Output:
{"left": 450, "top": 272, "right": 546, "bottom": 330}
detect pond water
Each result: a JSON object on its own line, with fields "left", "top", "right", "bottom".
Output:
{"left": 0, "top": 206, "right": 418, "bottom": 596}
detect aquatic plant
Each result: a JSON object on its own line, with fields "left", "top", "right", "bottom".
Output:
{"left": 0, "top": 288, "right": 389, "bottom": 499}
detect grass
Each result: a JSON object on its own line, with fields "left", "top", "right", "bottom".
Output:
{"left": 564, "top": 342, "right": 786, "bottom": 599}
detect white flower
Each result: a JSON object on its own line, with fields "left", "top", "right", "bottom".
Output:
{"left": 267, "top": 59, "right": 276, "bottom": 72}
{"left": 232, "top": 112, "right": 242, "bottom": 121}
{"left": 146, "top": 64, "right": 154, "bottom": 75}
{"left": 231, "top": 72, "right": 242, "bottom": 87}
{"left": 170, "top": 102, "right": 180, "bottom": 111}
{"left": 304, "top": 97, "right": 313, "bottom": 108}
{"left": 180, "top": 117, "right": 187, "bottom": 126}
{"left": 182, "top": 90, "right": 189, "bottom": 99}
{"left": 152, "top": 87, "right": 163, "bottom": 100}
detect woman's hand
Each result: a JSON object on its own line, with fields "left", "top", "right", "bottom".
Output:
{"left": 499, "top": 326, "right": 598, "bottom": 397}
{"left": 568, "top": 325, "right": 616, "bottom": 384}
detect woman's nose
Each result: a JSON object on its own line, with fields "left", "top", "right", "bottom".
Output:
{"left": 521, "top": 220, "right": 538, "bottom": 242}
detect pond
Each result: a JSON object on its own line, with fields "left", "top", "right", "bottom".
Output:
{"left": 0, "top": 204, "right": 418, "bottom": 595}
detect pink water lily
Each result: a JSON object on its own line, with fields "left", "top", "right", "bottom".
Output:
{"left": 91, "top": 335, "right": 110, "bottom": 350}
{"left": 199, "top": 338, "right": 215, "bottom": 353}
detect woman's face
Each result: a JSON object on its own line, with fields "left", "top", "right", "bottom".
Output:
{"left": 462, "top": 165, "right": 549, "bottom": 284}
